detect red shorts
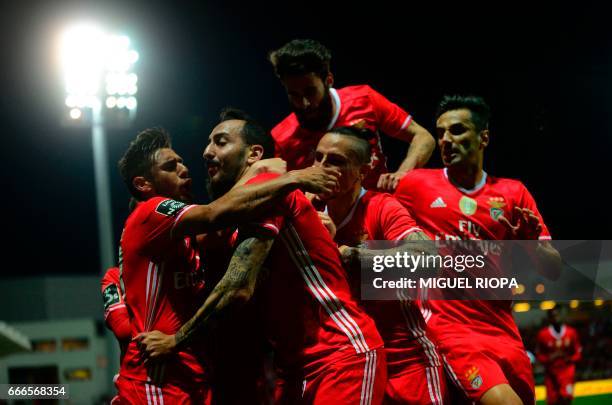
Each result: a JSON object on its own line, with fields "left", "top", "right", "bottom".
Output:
{"left": 275, "top": 349, "right": 386, "bottom": 405}
{"left": 114, "top": 374, "right": 211, "bottom": 405}
{"left": 439, "top": 335, "right": 534, "bottom": 404}
{"left": 545, "top": 366, "right": 576, "bottom": 404}
{"left": 385, "top": 363, "right": 447, "bottom": 405}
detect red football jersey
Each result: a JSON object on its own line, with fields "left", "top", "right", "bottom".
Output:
{"left": 272, "top": 85, "right": 412, "bottom": 189}
{"left": 394, "top": 168, "right": 551, "bottom": 342}
{"left": 237, "top": 173, "right": 383, "bottom": 376}
{"left": 101, "top": 267, "right": 130, "bottom": 342}
{"left": 331, "top": 189, "right": 421, "bottom": 246}
{"left": 536, "top": 325, "right": 582, "bottom": 373}
{"left": 320, "top": 189, "right": 442, "bottom": 375}
{"left": 119, "top": 197, "right": 208, "bottom": 384}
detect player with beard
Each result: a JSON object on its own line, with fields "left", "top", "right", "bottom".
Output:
{"left": 117, "top": 127, "right": 339, "bottom": 404}
{"left": 269, "top": 39, "right": 435, "bottom": 191}
{"left": 536, "top": 307, "right": 582, "bottom": 405}
{"left": 394, "top": 95, "right": 562, "bottom": 405}
{"left": 137, "top": 110, "right": 387, "bottom": 405}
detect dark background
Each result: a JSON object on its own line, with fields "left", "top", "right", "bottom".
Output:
{"left": 1, "top": 1, "right": 610, "bottom": 276}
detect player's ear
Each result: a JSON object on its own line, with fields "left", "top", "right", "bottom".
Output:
{"left": 479, "top": 129, "right": 489, "bottom": 149}
{"left": 325, "top": 72, "right": 334, "bottom": 88}
{"left": 133, "top": 176, "right": 153, "bottom": 195}
{"left": 359, "top": 162, "right": 370, "bottom": 180}
{"left": 246, "top": 144, "right": 264, "bottom": 165}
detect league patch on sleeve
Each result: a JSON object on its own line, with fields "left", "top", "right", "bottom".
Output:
{"left": 103, "top": 284, "right": 121, "bottom": 310}
{"left": 155, "top": 199, "right": 186, "bottom": 217}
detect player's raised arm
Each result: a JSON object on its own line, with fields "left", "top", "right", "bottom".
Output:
{"left": 134, "top": 235, "right": 274, "bottom": 358}
{"left": 377, "top": 120, "right": 435, "bottom": 191}
{"left": 171, "top": 166, "right": 339, "bottom": 238}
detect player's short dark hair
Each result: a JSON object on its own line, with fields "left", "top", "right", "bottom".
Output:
{"left": 118, "top": 127, "right": 171, "bottom": 199}
{"left": 219, "top": 107, "right": 275, "bottom": 159}
{"left": 328, "top": 126, "right": 375, "bottom": 165}
{"left": 436, "top": 95, "right": 491, "bottom": 132}
{"left": 269, "top": 39, "right": 332, "bottom": 80}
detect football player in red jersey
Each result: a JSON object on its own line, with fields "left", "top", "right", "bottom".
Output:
{"left": 115, "top": 127, "right": 339, "bottom": 404}
{"left": 394, "top": 95, "right": 562, "bottom": 405}
{"left": 311, "top": 126, "right": 448, "bottom": 404}
{"left": 536, "top": 307, "right": 582, "bottom": 405}
{"left": 269, "top": 39, "right": 435, "bottom": 191}
{"left": 137, "top": 110, "right": 387, "bottom": 405}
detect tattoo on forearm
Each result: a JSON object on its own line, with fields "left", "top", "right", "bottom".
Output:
{"left": 174, "top": 236, "right": 273, "bottom": 349}
{"left": 407, "top": 231, "right": 429, "bottom": 241}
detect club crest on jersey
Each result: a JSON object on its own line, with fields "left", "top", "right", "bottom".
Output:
{"left": 156, "top": 199, "right": 186, "bottom": 216}
{"left": 487, "top": 196, "right": 506, "bottom": 209}
{"left": 459, "top": 196, "right": 477, "bottom": 216}
{"left": 490, "top": 208, "right": 504, "bottom": 221}
{"left": 466, "top": 366, "right": 483, "bottom": 389}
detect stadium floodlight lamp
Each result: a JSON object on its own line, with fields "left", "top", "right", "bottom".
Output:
{"left": 58, "top": 22, "right": 139, "bottom": 275}
{"left": 61, "top": 23, "right": 139, "bottom": 119}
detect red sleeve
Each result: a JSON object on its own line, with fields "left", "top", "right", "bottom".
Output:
{"left": 513, "top": 183, "right": 551, "bottom": 240}
{"left": 535, "top": 329, "right": 551, "bottom": 364}
{"left": 367, "top": 86, "right": 412, "bottom": 141}
{"left": 139, "top": 197, "right": 196, "bottom": 255}
{"left": 101, "top": 268, "right": 131, "bottom": 341}
{"left": 239, "top": 173, "right": 287, "bottom": 238}
{"left": 393, "top": 170, "right": 419, "bottom": 214}
{"left": 570, "top": 328, "right": 582, "bottom": 363}
{"left": 106, "top": 309, "right": 131, "bottom": 342}
{"left": 372, "top": 194, "right": 421, "bottom": 241}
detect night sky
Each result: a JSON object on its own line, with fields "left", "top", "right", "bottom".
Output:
{"left": 2, "top": 1, "right": 610, "bottom": 277}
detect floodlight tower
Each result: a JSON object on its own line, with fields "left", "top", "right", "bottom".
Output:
{"left": 60, "top": 24, "right": 139, "bottom": 273}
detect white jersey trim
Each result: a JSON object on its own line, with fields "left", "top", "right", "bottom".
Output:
{"left": 281, "top": 224, "right": 370, "bottom": 354}
{"left": 104, "top": 303, "right": 127, "bottom": 318}
{"left": 360, "top": 350, "right": 377, "bottom": 405}
{"left": 394, "top": 227, "right": 423, "bottom": 241}
{"left": 336, "top": 188, "right": 368, "bottom": 231}
{"left": 326, "top": 88, "right": 342, "bottom": 131}
{"left": 549, "top": 324, "right": 566, "bottom": 340}
{"left": 400, "top": 115, "right": 413, "bottom": 131}
{"left": 173, "top": 204, "right": 196, "bottom": 225}
{"left": 443, "top": 167, "right": 488, "bottom": 194}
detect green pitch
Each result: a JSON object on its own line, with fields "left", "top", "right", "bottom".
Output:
{"left": 537, "top": 393, "right": 612, "bottom": 404}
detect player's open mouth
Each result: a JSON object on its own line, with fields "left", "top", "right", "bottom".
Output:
{"left": 208, "top": 166, "right": 218, "bottom": 177}
{"left": 207, "top": 161, "right": 220, "bottom": 177}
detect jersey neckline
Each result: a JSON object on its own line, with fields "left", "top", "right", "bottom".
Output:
{"left": 324, "top": 187, "right": 368, "bottom": 231}
{"left": 548, "top": 324, "right": 566, "bottom": 340}
{"left": 443, "top": 167, "right": 488, "bottom": 195}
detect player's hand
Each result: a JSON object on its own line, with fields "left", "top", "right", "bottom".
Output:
{"left": 134, "top": 330, "right": 177, "bottom": 361}
{"left": 376, "top": 171, "right": 406, "bottom": 192}
{"left": 498, "top": 207, "right": 543, "bottom": 239}
{"left": 318, "top": 212, "right": 336, "bottom": 239}
{"left": 290, "top": 166, "right": 340, "bottom": 195}
{"left": 339, "top": 245, "right": 358, "bottom": 267}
